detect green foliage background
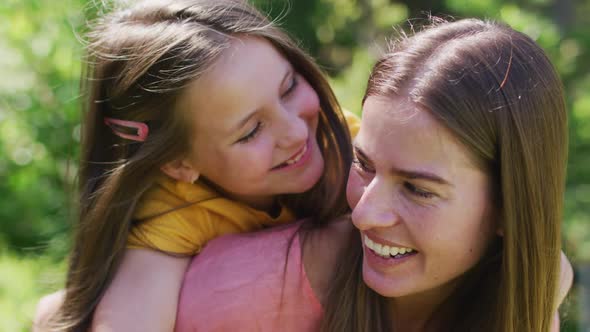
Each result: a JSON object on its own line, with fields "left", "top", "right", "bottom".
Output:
{"left": 1, "top": 0, "right": 588, "bottom": 330}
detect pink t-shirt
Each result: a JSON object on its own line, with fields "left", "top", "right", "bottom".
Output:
{"left": 175, "top": 221, "right": 323, "bottom": 331}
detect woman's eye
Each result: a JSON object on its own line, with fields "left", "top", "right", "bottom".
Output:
{"left": 352, "top": 155, "right": 375, "bottom": 173}
{"left": 236, "top": 122, "right": 262, "bottom": 143}
{"left": 404, "top": 182, "right": 435, "bottom": 199}
{"left": 281, "top": 75, "right": 299, "bottom": 98}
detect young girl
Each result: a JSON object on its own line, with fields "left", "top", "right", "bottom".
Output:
{"left": 38, "top": 0, "right": 359, "bottom": 330}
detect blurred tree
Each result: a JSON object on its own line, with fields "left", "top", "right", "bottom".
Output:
{"left": 0, "top": 0, "right": 85, "bottom": 255}
{"left": 0, "top": 0, "right": 588, "bottom": 330}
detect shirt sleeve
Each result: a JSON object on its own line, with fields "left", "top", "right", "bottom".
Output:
{"left": 342, "top": 108, "right": 361, "bottom": 138}
{"left": 127, "top": 206, "right": 216, "bottom": 255}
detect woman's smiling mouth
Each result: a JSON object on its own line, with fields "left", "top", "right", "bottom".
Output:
{"left": 364, "top": 234, "right": 418, "bottom": 259}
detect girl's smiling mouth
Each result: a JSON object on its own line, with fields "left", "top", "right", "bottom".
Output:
{"left": 271, "top": 138, "right": 311, "bottom": 170}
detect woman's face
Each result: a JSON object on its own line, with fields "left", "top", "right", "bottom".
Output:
{"left": 346, "top": 96, "right": 498, "bottom": 301}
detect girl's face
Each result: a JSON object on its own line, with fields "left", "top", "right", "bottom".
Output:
{"left": 347, "top": 96, "right": 498, "bottom": 303}
{"left": 180, "top": 37, "right": 324, "bottom": 208}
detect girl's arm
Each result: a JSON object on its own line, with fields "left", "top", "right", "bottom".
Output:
{"left": 91, "top": 249, "right": 190, "bottom": 332}
{"left": 32, "top": 290, "right": 65, "bottom": 332}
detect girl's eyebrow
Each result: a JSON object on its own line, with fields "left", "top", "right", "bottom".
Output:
{"left": 230, "top": 67, "right": 293, "bottom": 133}
{"left": 353, "top": 144, "right": 453, "bottom": 186}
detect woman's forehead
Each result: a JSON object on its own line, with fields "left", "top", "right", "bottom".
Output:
{"left": 358, "top": 96, "right": 478, "bottom": 175}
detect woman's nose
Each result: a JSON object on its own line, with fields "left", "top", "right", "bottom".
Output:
{"left": 351, "top": 177, "right": 402, "bottom": 231}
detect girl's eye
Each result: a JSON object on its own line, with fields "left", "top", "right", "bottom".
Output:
{"left": 281, "top": 74, "right": 299, "bottom": 98}
{"left": 352, "top": 155, "right": 375, "bottom": 174}
{"left": 236, "top": 122, "right": 263, "bottom": 143}
{"left": 404, "top": 182, "right": 435, "bottom": 199}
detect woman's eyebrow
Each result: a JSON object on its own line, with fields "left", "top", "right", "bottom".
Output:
{"left": 395, "top": 168, "right": 452, "bottom": 186}
{"left": 353, "top": 145, "right": 452, "bottom": 186}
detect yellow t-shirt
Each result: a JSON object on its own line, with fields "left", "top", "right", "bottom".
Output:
{"left": 127, "top": 109, "right": 361, "bottom": 255}
{"left": 127, "top": 176, "right": 295, "bottom": 255}
{"left": 343, "top": 108, "right": 361, "bottom": 138}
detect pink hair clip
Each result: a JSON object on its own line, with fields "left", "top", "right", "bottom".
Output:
{"left": 104, "top": 117, "right": 149, "bottom": 142}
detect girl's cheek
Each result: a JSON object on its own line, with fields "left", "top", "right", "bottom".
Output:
{"left": 255, "top": 137, "right": 277, "bottom": 169}
{"left": 346, "top": 170, "right": 364, "bottom": 210}
{"left": 297, "top": 79, "right": 321, "bottom": 118}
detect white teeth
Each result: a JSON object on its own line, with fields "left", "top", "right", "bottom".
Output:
{"left": 285, "top": 144, "right": 307, "bottom": 165}
{"left": 363, "top": 235, "right": 415, "bottom": 258}
{"left": 390, "top": 247, "right": 399, "bottom": 256}
{"left": 374, "top": 243, "right": 382, "bottom": 254}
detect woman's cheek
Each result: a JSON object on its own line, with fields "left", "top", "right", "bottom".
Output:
{"left": 346, "top": 169, "right": 364, "bottom": 210}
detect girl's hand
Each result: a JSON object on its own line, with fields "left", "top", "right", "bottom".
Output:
{"left": 552, "top": 251, "right": 574, "bottom": 332}
{"left": 32, "top": 290, "right": 65, "bottom": 332}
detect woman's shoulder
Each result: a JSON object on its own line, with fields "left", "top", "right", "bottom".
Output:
{"left": 180, "top": 221, "right": 305, "bottom": 291}
{"left": 194, "top": 219, "right": 304, "bottom": 258}
{"left": 176, "top": 220, "right": 322, "bottom": 331}
{"left": 301, "top": 215, "right": 354, "bottom": 304}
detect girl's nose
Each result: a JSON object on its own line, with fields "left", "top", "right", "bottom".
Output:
{"left": 274, "top": 104, "right": 308, "bottom": 149}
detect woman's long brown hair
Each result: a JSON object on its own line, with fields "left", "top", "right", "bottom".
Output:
{"left": 322, "top": 18, "right": 567, "bottom": 332}
{"left": 53, "top": 0, "right": 352, "bottom": 330}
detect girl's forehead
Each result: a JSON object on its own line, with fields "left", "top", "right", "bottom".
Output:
{"left": 179, "top": 37, "right": 292, "bottom": 133}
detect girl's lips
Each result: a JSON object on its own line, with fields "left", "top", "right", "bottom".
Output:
{"left": 271, "top": 138, "right": 312, "bottom": 171}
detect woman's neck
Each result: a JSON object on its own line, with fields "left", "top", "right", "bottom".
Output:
{"left": 388, "top": 279, "right": 460, "bottom": 332}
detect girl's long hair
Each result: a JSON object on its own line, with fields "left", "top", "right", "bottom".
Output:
{"left": 54, "top": 0, "right": 352, "bottom": 330}
{"left": 322, "top": 18, "right": 567, "bottom": 332}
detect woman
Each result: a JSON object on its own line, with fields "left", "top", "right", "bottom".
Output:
{"left": 175, "top": 18, "right": 572, "bottom": 332}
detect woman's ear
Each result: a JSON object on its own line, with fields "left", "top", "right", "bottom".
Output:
{"left": 160, "top": 159, "right": 200, "bottom": 183}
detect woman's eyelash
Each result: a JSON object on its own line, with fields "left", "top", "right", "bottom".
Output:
{"left": 352, "top": 153, "right": 436, "bottom": 200}
{"left": 282, "top": 75, "right": 298, "bottom": 97}
{"left": 237, "top": 122, "right": 262, "bottom": 143}
{"left": 404, "top": 182, "right": 435, "bottom": 199}
{"left": 352, "top": 155, "right": 374, "bottom": 173}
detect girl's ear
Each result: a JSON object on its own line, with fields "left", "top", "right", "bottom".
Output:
{"left": 160, "top": 159, "right": 200, "bottom": 183}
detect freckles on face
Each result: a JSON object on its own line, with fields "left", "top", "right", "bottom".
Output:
{"left": 349, "top": 96, "right": 497, "bottom": 300}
